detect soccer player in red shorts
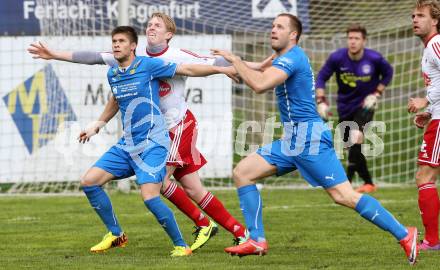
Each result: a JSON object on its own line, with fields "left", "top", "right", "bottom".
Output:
{"left": 409, "top": 0, "right": 440, "bottom": 251}
{"left": 28, "top": 12, "right": 251, "bottom": 251}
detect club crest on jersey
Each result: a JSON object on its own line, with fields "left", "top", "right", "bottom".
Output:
{"left": 112, "top": 86, "right": 118, "bottom": 94}
{"left": 130, "top": 69, "right": 136, "bottom": 74}
{"left": 159, "top": 80, "right": 171, "bottom": 97}
{"left": 362, "top": 64, "right": 371, "bottom": 74}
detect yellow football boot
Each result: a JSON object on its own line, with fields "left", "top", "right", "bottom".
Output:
{"left": 90, "top": 232, "right": 127, "bottom": 253}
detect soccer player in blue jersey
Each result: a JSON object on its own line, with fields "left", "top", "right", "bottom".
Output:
{"left": 212, "top": 14, "right": 418, "bottom": 264}
{"left": 316, "top": 24, "right": 393, "bottom": 193}
{"left": 74, "top": 26, "right": 233, "bottom": 256}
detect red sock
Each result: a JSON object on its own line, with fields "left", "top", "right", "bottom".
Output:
{"left": 163, "top": 181, "right": 210, "bottom": 227}
{"left": 418, "top": 182, "right": 440, "bottom": 245}
{"left": 198, "top": 192, "right": 246, "bottom": 238}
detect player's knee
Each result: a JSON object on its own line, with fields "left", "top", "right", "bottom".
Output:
{"left": 182, "top": 186, "right": 196, "bottom": 199}
{"left": 232, "top": 166, "right": 244, "bottom": 182}
{"left": 331, "top": 193, "right": 346, "bottom": 206}
{"left": 80, "top": 173, "right": 99, "bottom": 187}
{"left": 182, "top": 184, "right": 199, "bottom": 198}
{"left": 232, "top": 166, "right": 251, "bottom": 185}
{"left": 80, "top": 177, "right": 95, "bottom": 187}
{"left": 331, "top": 192, "right": 357, "bottom": 208}
{"left": 185, "top": 186, "right": 207, "bottom": 202}
{"left": 232, "top": 165, "right": 257, "bottom": 187}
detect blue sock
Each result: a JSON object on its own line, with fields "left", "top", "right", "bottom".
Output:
{"left": 237, "top": 184, "right": 265, "bottom": 242}
{"left": 355, "top": 194, "right": 408, "bottom": 241}
{"left": 144, "top": 196, "right": 186, "bottom": 247}
{"left": 82, "top": 185, "right": 122, "bottom": 236}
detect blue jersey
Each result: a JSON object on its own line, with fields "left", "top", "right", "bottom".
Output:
{"left": 257, "top": 46, "right": 348, "bottom": 189}
{"left": 272, "top": 46, "right": 321, "bottom": 123}
{"left": 107, "top": 56, "right": 177, "bottom": 152}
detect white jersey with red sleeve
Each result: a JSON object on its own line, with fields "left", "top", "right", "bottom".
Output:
{"left": 101, "top": 46, "right": 215, "bottom": 129}
{"left": 422, "top": 34, "right": 440, "bottom": 119}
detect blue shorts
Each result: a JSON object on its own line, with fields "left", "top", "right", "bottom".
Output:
{"left": 94, "top": 143, "right": 167, "bottom": 185}
{"left": 256, "top": 122, "right": 347, "bottom": 189}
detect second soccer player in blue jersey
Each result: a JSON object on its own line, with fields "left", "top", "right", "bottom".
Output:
{"left": 213, "top": 13, "right": 418, "bottom": 265}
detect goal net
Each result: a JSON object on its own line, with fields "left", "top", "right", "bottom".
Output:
{"left": 0, "top": 0, "right": 423, "bottom": 193}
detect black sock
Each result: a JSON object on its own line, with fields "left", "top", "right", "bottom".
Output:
{"left": 346, "top": 161, "right": 356, "bottom": 183}
{"left": 347, "top": 146, "right": 358, "bottom": 183}
{"left": 349, "top": 144, "right": 373, "bottom": 185}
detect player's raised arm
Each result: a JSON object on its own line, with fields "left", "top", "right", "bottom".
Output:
{"left": 28, "top": 41, "right": 73, "bottom": 61}
{"left": 175, "top": 64, "right": 239, "bottom": 82}
{"left": 211, "top": 49, "right": 287, "bottom": 93}
{"left": 243, "top": 54, "right": 275, "bottom": 71}
{"left": 27, "top": 41, "right": 113, "bottom": 65}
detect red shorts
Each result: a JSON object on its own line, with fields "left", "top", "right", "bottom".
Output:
{"left": 418, "top": 119, "right": 440, "bottom": 167}
{"left": 167, "top": 110, "right": 207, "bottom": 180}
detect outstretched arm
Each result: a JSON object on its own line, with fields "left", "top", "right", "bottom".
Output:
{"left": 211, "top": 49, "right": 287, "bottom": 93}
{"left": 28, "top": 41, "right": 108, "bottom": 65}
{"left": 176, "top": 64, "right": 223, "bottom": 77}
{"left": 78, "top": 95, "right": 119, "bottom": 143}
{"left": 244, "top": 54, "right": 275, "bottom": 71}
{"left": 28, "top": 41, "right": 73, "bottom": 61}
{"left": 175, "top": 64, "right": 239, "bottom": 82}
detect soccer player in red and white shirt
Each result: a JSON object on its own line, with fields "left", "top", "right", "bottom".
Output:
{"left": 409, "top": 0, "right": 440, "bottom": 251}
{"left": 28, "top": 13, "right": 253, "bottom": 251}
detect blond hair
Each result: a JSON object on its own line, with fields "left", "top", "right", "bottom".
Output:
{"left": 149, "top": 12, "right": 176, "bottom": 43}
{"left": 415, "top": 0, "right": 440, "bottom": 32}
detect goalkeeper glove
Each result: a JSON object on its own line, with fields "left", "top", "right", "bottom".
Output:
{"left": 362, "top": 90, "right": 382, "bottom": 111}
{"left": 317, "top": 96, "right": 330, "bottom": 121}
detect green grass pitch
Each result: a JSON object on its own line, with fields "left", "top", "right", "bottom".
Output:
{"left": 1, "top": 187, "right": 439, "bottom": 269}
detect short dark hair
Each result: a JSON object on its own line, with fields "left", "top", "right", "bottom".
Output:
{"left": 111, "top": 26, "right": 138, "bottom": 44}
{"left": 346, "top": 24, "right": 367, "bottom": 39}
{"left": 277, "top": 13, "right": 302, "bottom": 42}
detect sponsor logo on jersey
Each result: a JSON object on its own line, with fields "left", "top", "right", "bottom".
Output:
{"left": 2, "top": 64, "right": 77, "bottom": 154}
{"left": 159, "top": 80, "right": 172, "bottom": 97}
{"left": 112, "top": 86, "right": 118, "bottom": 94}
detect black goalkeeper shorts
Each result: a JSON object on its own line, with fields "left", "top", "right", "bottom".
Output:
{"left": 338, "top": 108, "right": 375, "bottom": 145}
